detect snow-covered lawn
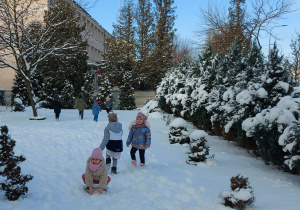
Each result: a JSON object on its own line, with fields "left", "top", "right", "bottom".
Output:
{"left": 0, "top": 107, "right": 299, "bottom": 210}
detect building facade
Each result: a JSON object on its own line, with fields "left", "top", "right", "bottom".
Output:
{"left": 0, "top": 0, "right": 110, "bottom": 90}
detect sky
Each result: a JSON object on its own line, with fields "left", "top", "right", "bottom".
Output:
{"left": 0, "top": 102, "right": 300, "bottom": 209}
{"left": 86, "top": 0, "right": 300, "bottom": 58}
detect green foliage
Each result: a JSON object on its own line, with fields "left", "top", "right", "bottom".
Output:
{"left": 222, "top": 174, "right": 255, "bottom": 210}
{"left": 187, "top": 137, "right": 209, "bottom": 163}
{"left": 169, "top": 126, "right": 190, "bottom": 144}
{"left": 80, "top": 72, "right": 95, "bottom": 109}
{"left": 0, "top": 125, "right": 33, "bottom": 201}
{"left": 253, "top": 124, "right": 286, "bottom": 165}
{"left": 118, "top": 71, "right": 136, "bottom": 110}
{"left": 38, "top": 0, "right": 89, "bottom": 107}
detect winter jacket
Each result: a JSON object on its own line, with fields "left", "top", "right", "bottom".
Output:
{"left": 75, "top": 98, "right": 86, "bottom": 111}
{"left": 100, "top": 122, "right": 123, "bottom": 152}
{"left": 92, "top": 103, "right": 101, "bottom": 115}
{"left": 85, "top": 157, "right": 108, "bottom": 189}
{"left": 105, "top": 100, "right": 112, "bottom": 109}
{"left": 126, "top": 125, "right": 151, "bottom": 150}
{"left": 52, "top": 99, "right": 62, "bottom": 114}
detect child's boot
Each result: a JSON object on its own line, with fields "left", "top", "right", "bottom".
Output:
{"left": 140, "top": 163, "right": 145, "bottom": 167}
{"left": 106, "top": 158, "right": 111, "bottom": 170}
{"left": 111, "top": 167, "right": 117, "bottom": 174}
{"left": 131, "top": 160, "right": 137, "bottom": 166}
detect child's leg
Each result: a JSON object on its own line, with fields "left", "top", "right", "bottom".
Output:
{"left": 130, "top": 147, "right": 138, "bottom": 161}
{"left": 106, "top": 154, "right": 111, "bottom": 165}
{"left": 112, "top": 157, "right": 117, "bottom": 167}
{"left": 94, "top": 115, "right": 98, "bottom": 121}
{"left": 139, "top": 149, "right": 146, "bottom": 164}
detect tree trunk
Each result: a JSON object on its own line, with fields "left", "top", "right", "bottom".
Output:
{"left": 24, "top": 78, "right": 38, "bottom": 117}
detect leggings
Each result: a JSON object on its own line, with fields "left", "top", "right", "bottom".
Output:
{"left": 79, "top": 111, "right": 84, "bottom": 119}
{"left": 130, "top": 147, "right": 145, "bottom": 164}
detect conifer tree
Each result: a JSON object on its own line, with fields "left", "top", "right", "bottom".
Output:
{"left": 0, "top": 125, "right": 33, "bottom": 201}
{"left": 11, "top": 72, "right": 29, "bottom": 107}
{"left": 38, "top": 0, "right": 88, "bottom": 106}
{"left": 263, "top": 43, "right": 293, "bottom": 107}
{"left": 80, "top": 72, "right": 95, "bottom": 109}
{"left": 135, "top": 0, "right": 155, "bottom": 90}
{"left": 61, "top": 81, "right": 75, "bottom": 109}
{"left": 96, "top": 73, "right": 113, "bottom": 110}
{"left": 152, "top": 0, "right": 176, "bottom": 87}
{"left": 118, "top": 70, "right": 136, "bottom": 110}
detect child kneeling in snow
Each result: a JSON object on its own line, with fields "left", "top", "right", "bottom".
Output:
{"left": 82, "top": 148, "right": 111, "bottom": 195}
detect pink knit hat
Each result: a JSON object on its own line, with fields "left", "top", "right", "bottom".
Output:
{"left": 137, "top": 112, "right": 148, "bottom": 121}
{"left": 90, "top": 148, "right": 103, "bottom": 160}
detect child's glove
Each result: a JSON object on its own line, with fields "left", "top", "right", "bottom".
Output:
{"left": 146, "top": 145, "right": 149, "bottom": 148}
{"left": 126, "top": 144, "right": 129, "bottom": 147}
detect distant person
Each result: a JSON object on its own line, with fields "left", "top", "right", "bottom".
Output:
{"left": 105, "top": 96, "right": 112, "bottom": 114}
{"left": 99, "top": 113, "right": 123, "bottom": 174}
{"left": 75, "top": 94, "right": 86, "bottom": 120}
{"left": 92, "top": 100, "right": 101, "bottom": 122}
{"left": 52, "top": 96, "right": 62, "bottom": 120}
{"left": 126, "top": 112, "right": 151, "bottom": 167}
{"left": 81, "top": 148, "right": 111, "bottom": 195}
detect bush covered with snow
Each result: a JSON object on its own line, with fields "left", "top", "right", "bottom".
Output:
{"left": 218, "top": 174, "right": 255, "bottom": 209}
{"left": 169, "top": 118, "right": 190, "bottom": 144}
{"left": 156, "top": 42, "right": 299, "bottom": 172}
{"left": 278, "top": 121, "right": 300, "bottom": 174}
{"left": 187, "top": 130, "right": 210, "bottom": 164}
{"left": 0, "top": 125, "right": 33, "bottom": 201}
{"left": 12, "top": 98, "right": 25, "bottom": 112}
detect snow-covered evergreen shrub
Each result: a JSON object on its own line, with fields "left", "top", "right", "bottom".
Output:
{"left": 141, "top": 100, "right": 161, "bottom": 114}
{"left": 169, "top": 118, "right": 190, "bottom": 144}
{"left": 0, "top": 125, "right": 33, "bottom": 201}
{"left": 279, "top": 120, "right": 300, "bottom": 174}
{"left": 187, "top": 130, "right": 209, "bottom": 164}
{"left": 12, "top": 98, "right": 25, "bottom": 112}
{"left": 218, "top": 174, "right": 255, "bottom": 209}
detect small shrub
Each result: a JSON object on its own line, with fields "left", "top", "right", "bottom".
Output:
{"left": 218, "top": 174, "right": 255, "bottom": 209}
{"left": 12, "top": 98, "right": 25, "bottom": 112}
{"left": 187, "top": 130, "right": 210, "bottom": 164}
{"left": 169, "top": 118, "right": 190, "bottom": 144}
{"left": 0, "top": 125, "right": 33, "bottom": 201}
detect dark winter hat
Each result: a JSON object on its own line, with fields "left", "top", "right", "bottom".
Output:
{"left": 90, "top": 148, "right": 103, "bottom": 160}
{"left": 136, "top": 112, "right": 148, "bottom": 121}
{"left": 108, "top": 113, "right": 118, "bottom": 122}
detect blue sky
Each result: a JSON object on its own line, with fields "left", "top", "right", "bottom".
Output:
{"left": 87, "top": 0, "right": 300, "bottom": 58}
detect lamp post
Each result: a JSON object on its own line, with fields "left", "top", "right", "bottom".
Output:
{"left": 269, "top": 25, "right": 288, "bottom": 51}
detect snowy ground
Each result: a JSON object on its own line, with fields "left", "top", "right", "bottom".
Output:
{"left": 0, "top": 106, "right": 300, "bottom": 210}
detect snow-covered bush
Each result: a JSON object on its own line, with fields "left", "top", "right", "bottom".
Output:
{"left": 141, "top": 100, "right": 161, "bottom": 114}
{"left": 169, "top": 118, "right": 190, "bottom": 144}
{"left": 242, "top": 95, "right": 300, "bottom": 166}
{"left": 218, "top": 174, "right": 255, "bottom": 209}
{"left": 12, "top": 98, "right": 25, "bottom": 112}
{"left": 0, "top": 125, "right": 33, "bottom": 201}
{"left": 278, "top": 121, "right": 300, "bottom": 174}
{"left": 187, "top": 130, "right": 209, "bottom": 164}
